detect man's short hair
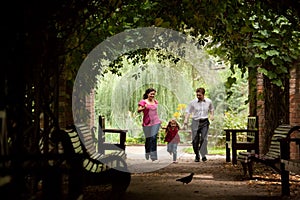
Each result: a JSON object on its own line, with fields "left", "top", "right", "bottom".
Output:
{"left": 196, "top": 87, "right": 205, "bottom": 94}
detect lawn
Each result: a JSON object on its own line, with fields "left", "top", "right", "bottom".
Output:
{"left": 182, "top": 146, "right": 226, "bottom": 155}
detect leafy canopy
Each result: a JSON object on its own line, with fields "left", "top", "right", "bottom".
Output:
{"left": 33, "top": 0, "right": 300, "bottom": 90}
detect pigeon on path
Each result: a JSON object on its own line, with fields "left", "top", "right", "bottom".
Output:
{"left": 176, "top": 172, "right": 194, "bottom": 184}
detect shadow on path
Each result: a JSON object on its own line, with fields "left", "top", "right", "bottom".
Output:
{"left": 82, "top": 146, "right": 299, "bottom": 200}
{"left": 121, "top": 145, "right": 299, "bottom": 200}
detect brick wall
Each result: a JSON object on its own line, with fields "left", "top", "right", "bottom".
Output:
{"left": 58, "top": 79, "right": 95, "bottom": 129}
{"left": 256, "top": 65, "right": 300, "bottom": 155}
{"left": 58, "top": 71, "right": 66, "bottom": 129}
{"left": 289, "top": 65, "right": 300, "bottom": 159}
{"left": 58, "top": 71, "right": 74, "bottom": 129}
{"left": 289, "top": 65, "right": 300, "bottom": 126}
{"left": 256, "top": 72, "right": 265, "bottom": 154}
{"left": 85, "top": 90, "right": 95, "bottom": 129}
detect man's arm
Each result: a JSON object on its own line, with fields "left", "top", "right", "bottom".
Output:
{"left": 183, "top": 113, "right": 190, "bottom": 129}
{"left": 209, "top": 110, "right": 214, "bottom": 121}
{"left": 183, "top": 102, "right": 192, "bottom": 129}
{"left": 184, "top": 113, "right": 190, "bottom": 124}
{"left": 209, "top": 101, "right": 214, "bottom": 121}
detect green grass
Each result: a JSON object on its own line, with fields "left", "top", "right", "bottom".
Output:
{"left": 182, "top": 146, "right": 226, "bottom": 155}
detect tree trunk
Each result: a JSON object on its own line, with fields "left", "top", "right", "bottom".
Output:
{"left": 262, "top": 75, "right": 289, "bottom": 153}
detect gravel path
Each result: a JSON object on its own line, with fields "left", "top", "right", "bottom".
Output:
{"left": 83, "top": 145, "right": 300, "bottom": 200}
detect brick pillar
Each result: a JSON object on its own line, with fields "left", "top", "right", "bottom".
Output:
{"left": 290, "top": 131, "right": 300, "bottom": 159}
{"left": 58, "top": 71, "right": 74, "bottom": 129}
{"left": 289, "top": 65, "right": 300, "bottom": 126}
{"left": 256, "top": 72, "right": 265, "bottom": 154}
{"left": 85, "top": 90, "right": 95, "bottom": 128}
{"left": 289, "top": 65, "right": 300, "bottom": 159}
{"left": 58, "top": 71, "right": 67, "bottom": 129}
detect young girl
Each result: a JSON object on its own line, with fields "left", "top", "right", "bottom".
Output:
{"left": 164, "top": 119, "right": 181, "bottom": 163}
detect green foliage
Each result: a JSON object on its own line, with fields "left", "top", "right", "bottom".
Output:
{"left": 199, "top": 1, "right": 300, "bottom": 88}
{"left": 218, "top": 65, "right": 249, "bottom": 145}
{"left": 220, "top": 65, "right": 249, "bottom": 113}
{"left": 95, "top": 58, "right": 248, "bottom": 146}
{"left": 24, "top": 0, "right": 300, "bottom": 90}
{"left": 59, "top": 0, "right": 300, "bottom": 103}
{"left": 223, "top": 111, "right": 248, "bottom": 129}
{"left": 183, "top": 146, "right": 226, "bottom": 155}
{"left": 126, "top": 136, "right": 145, "bottom": 145}
{"left": 19, "top": 0, "right": 300, "bottom": 157}
{"left": 24, "top": 0, "right": 300, "bottom": 125}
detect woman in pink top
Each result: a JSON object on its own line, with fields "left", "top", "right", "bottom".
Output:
{"left": 138, "top": 88, "right": 161, "bottom": 161}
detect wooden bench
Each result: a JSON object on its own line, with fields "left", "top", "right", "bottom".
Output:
{"left": 61, "top": 125, "right": 131, "bottom": 199}
{"left": 237, "top": 124, "right": 292, "bottom": 179}
{"left": 97, "top": 116, "right": 128, "bottom": 155}
{"left": 278, "top": 125, "right": 300, "bottom": 196}
{"left": 224, "top": 116, "right": 259, "bottom": 164}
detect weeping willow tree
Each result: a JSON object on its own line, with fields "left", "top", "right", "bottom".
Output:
{"left": 94, "top": 46, "right": 229, "bottom": 145}
{"left": 75, "top": 27, "right": 249, "bottom": 146}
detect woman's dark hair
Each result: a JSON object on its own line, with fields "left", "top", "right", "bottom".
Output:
{"left": 143, "top": 88, "right": 156, "bottom": 99}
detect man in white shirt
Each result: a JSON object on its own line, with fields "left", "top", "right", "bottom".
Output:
{"left": 184, "top": 87, "right": 214, "bottom": 162}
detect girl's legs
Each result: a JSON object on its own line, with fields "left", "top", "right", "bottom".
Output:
{"left": 167, "top": 143, "right": 172, "bottom": 155}
{"left": 172, "top": 143, "right": 178, "bottom": 162}
{"left": 168, "top": 143, "right": 177, "bottom": 162}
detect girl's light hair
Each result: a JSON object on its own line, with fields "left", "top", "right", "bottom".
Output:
{"left": 166, "top": 118, "right": 180, "bottom": 132}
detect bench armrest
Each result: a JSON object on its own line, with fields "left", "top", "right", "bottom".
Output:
{"left": 278, "top": 137, "right": 300, "bottom": 160}
{"left": 99, "top": 129, "right": 128, "bottom": 153}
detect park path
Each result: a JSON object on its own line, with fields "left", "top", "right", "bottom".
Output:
{"left": 119, "top": 145, "right": 297, "bottom": 200}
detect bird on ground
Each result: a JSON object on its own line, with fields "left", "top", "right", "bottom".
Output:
{"left": 176, "top": 172, "right": 194, "bottom": 184}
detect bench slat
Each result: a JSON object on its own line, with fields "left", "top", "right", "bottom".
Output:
{"left": 279, "top": 128, "right": 300, "bottom": 196}
{"left": 237, "top": 124, "right": 292, "bottom": 178}
{"left": 282, "top": 159, "right": 300, "bottom": 174}
{"left": 75, "top": 123, "right": 127, "bottom": 170}
{"left": 60, "top": 126, "right": 131, "bottom": 197}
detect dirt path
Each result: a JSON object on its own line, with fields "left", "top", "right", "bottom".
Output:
{"left": 84, "top": 145, "right": 300, "bottom": 200}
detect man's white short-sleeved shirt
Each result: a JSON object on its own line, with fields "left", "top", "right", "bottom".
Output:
{"left": 185, "top": 98, "right": 214, "bottom": 120}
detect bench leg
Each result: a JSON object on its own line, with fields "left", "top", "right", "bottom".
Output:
{"left": 241, "top": 161, "right": 253, "bottom": 179}
{"left": 68, "top": 158, "right": 84, "bottom": 199}
{"left": 111, "top": 170, "right": 131, "bottom": 199}
{"left": 281, "top": 163, "right": 290, "bottom": 196}
{"left": 248, "top": 161, "right": 253, "bottom": 179}
{"left": 226, "top": 144, "right": 230, "bottom": 162}
{"left": 241, "top": 162, "right": 248, "bottom": 177}
{"left": 42, "top": 166, "right": 62, "bottom": 200}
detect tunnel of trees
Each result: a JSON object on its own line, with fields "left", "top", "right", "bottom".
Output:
{"left": 1, "top": 0, "right": 300, "bottom": 198}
